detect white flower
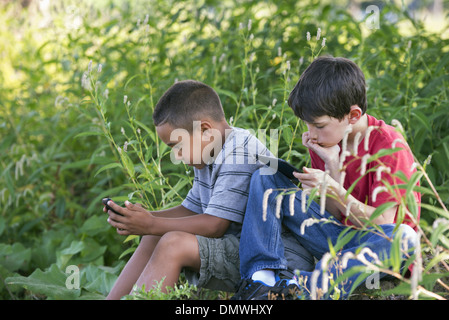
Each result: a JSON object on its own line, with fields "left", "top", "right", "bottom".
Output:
{"left": 391, "top": 138, "right": 404, "bottom": 149}
{"left": 121, "top": 127, "right": 125, "bottom": 135}
{"left": 81, "top": 72, "right": 92, "bottom": 90}
{"left": 306, "top": 31, "right": 311, "bottom": 42}
{"left": 301, "top": 189, "right": 309, "bottom": 213}
{"left": 275, "top": 194, "right": 283, "bottom": 219}
{"left": 103, "top": 88, "right": 109, "bottom": 99}
{"left": 345, "top": 199, "right": 357, "bottom": 217}
{"left": 289, "top": 192, "right": 296, "bottom": 216}
{"left": 272, "top": 98, "right": 277, "bottom": 106}
{"left": 410, "top": 162, "right": 418, "bottom": 172}
{"left": 310, "top": 269, "right": 320, "bottom": 300}
{"left": 249, "top": 52, "right": 256, "bottom": 63}
{"left": 364, "top": 126, "right": 375, "bottom": 151}
{"left": 360, "top": 153, "right": 371, "bottom": 176}
{"left": 353, "top": 131, "right": 362, "bottom": 155}
{"left": 316, "top": 28, "right": 321, "bottom": 41}
{"left": 321, "top": 37, "right": 326, "bottom": 47}
{"left": 375, "top": 166, "right": 391, "bottom": 181}
{"left": 123, "top": 95, "right": 128, "bottom": 104}
{"left": 286, "top": 60, "right": 291, "bottom": 71}
{"left": 339, "top": 171, "right": 346, "bottom": 190}
{"left": 341, "top": 126, "right": 353, "bottom": 155}
{"left": 97, "top": 63, "right": 102, "bottom": 73}
{"left": 87, "top": 60, "right": 92, "bottom": 73}
{"left": 247, "top": 19, "right": 252, "bottom": 31}
{"left": 300, "top": 218, "right": 318, "bottom": 235}
{"left": 277, "top": 46, "right": 282, "bottom": 57}
{"left": 262, "top": 188, "right": 273, "bottom": 221}
{"left": 432, "top": 218, "right": 449, "bottom": 229}
{"left": 123, "top": 141, "right": 128, "bottom": 152}
{"left": 319, "top": 172, "right": 329, "bottom": 216}
{"left": 372, "top": 186, "right": 387, "bottom": 202}
{"left": 391, "top": 119, "right": 404, "bottom": 134}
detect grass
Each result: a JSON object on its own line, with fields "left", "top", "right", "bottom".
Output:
{"left": 1, "top": 0, "right": 449, "bottom": 300}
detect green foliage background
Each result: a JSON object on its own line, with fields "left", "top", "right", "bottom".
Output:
{"left": 1, "top": 0, "right": 448, "bottom": 299}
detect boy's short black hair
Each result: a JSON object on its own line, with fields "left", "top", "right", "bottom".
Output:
{"left": 288, "top": 56, "right": 367, "bottom": 123}
{"left": 153, "top": 80, "right": 225, "bottom": 131}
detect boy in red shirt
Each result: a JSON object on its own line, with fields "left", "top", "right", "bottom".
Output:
{"left": 233, "top": 56, "right": 420, "bottom": 300}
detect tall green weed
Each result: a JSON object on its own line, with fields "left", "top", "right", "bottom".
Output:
{"left": 1, "top": 0, "right": 448, "bottom": 299}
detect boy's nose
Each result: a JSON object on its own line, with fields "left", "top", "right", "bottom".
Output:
{"left": 309, "top": 129, "right": 318, "bottom": 140}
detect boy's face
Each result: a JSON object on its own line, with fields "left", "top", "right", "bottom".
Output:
{"left": 156, "top": 122, "right": 220, "bottom": 169}
{"left": 304, "top": 115, "right": 351, "bottom": 148}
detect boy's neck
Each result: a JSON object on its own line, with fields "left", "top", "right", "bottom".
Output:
{"left": 216, "top": 120, "right": 232, "bottom": 147}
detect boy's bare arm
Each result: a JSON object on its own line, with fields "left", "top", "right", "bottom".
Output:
{"left": 150, "top": 205, "right": 198, "bottom": 218}
{"left": 106, "top": 200, "right": 230, "bottom": 237}
{"left": 294, "top": 168, "right": 396, "bottom": 227}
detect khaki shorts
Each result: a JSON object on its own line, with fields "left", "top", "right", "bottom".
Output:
{"left": 184, "top": 228, "right": 315, "bottom": 292}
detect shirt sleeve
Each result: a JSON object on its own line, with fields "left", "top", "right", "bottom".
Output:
{"left": 181, "top": 175, "right": 203, "bottom": 214}
{"left": 203, "top": 163, "right": 254, "bottom": 224}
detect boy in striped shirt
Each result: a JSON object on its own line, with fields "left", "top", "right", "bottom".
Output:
{"left": 104, "top": 80, "right": 312, "bottom": 299}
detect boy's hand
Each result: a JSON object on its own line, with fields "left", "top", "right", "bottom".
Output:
{"left": 302, "top": 131, "right": 340, "bottom": 168}
{"left": 293, "top": 167, "right": 339, "bottom": 195}
{"left": 105, "top": 200, "right": 152, "bottom": 236}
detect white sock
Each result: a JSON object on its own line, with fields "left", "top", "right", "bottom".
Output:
{"left": 287, "top": 278, "right": 300, "bottom": 287}
{"left": 251, "top": 270, "right": 276, "bottom": 286}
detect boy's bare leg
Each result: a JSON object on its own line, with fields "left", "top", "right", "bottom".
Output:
{"left": 106, "top": 235, "right": 161, "bottom": 300}
{"left": 135, "top": 231, "right": 201, "bottom": 293}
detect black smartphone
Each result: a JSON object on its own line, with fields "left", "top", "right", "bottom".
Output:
{"left": 256, "top": 154, "right": 300, "bottom": 183}
{"left": 102, "top": 198, "right": 123, "bottom": 216}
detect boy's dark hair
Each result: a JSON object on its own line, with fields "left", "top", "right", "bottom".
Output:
{"left": 153, "top": 80, "right": 225, "bottom": 131}
{"left": 288, "top": 56, "right": 367, "bottom": 123}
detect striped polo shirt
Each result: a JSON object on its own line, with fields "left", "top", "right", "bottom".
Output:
{"left": 181, "top": 127, "right": 270, "bottom": 237}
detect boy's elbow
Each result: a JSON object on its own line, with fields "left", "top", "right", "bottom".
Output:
{"left": 206, "top": 216, "right": 230, "bottom": 238}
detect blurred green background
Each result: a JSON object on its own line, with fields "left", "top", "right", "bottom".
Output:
{"left": 1, "top": 0, "right": 448, "bottom": 299}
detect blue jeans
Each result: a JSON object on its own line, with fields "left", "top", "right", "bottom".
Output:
{"left": 239, "top": 169, "right": 417, "bottom": 299}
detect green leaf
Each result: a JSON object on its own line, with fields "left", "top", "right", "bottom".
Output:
{"left": 369, "top": 201, "right": 398, "bottom": 223}
{"left": 6, "top": 264, "right": 81, "bottom": 299}
{"left": 94, "top": 162, "right": 122, "bottom": 177}
{"left": 74, "top": 131, "right": 105, "bottom": 139}
{"left": 420, "top": 203, "right": 449, "bottom": 220}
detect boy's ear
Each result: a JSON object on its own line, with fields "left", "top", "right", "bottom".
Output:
{"left": 200, "top": 120, "right": 213, "bottom": 132}
{"left": 348, "top": 105, "right": 362, "bottom": 124}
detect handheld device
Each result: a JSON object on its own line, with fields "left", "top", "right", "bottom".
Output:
{"left": 102, "top": 197, "right": 123, "bottom": 216}
{"left": 256, "top": 154, "right": 300, "bottom": 183}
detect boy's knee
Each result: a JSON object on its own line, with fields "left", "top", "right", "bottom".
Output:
{"left": 158, "top": 231, "right": 186, "bottom": 250}
{"left": 157, "top": 231, "right": 198, "bottom": 258}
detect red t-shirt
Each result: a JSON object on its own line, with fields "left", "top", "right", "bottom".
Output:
{"left": 310, "top": 114, "right": 420, "bottom": 230}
